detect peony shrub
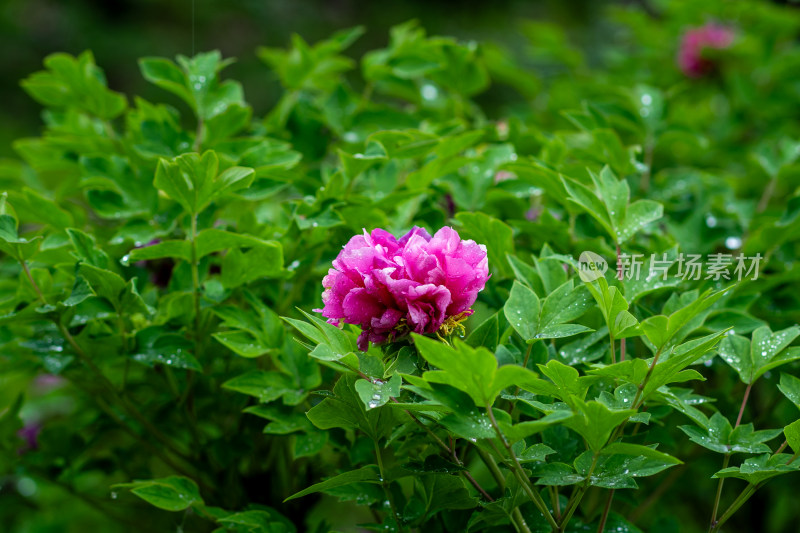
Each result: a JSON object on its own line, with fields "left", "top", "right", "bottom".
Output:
{"left": 2, "top": 2, "right": 800, "bottom": 533}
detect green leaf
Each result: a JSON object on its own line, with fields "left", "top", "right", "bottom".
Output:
{"left": 12, "top": 188, "right": 73, "bottom": 230}
{"left": 354, "top": 373, "right": 402, "bottom": 410}
{"left": 465, "top": 312, "right": 500, "bottom": 352}
{"left": 785, "top": 419, "right": 800, "bottom": 454}
{"left": 537, "top": 359, "right": 599, "bottom": 404}
{"left": 641, "top": 288, "right": 728, "bottom": 352}
{"left": 283, "top": 310, "right": 356, "bottom": 361}
{"left": 140, "top": 51, "right": 245, "bottom": 121}
{"left": 67, "top": 228, "right": 110, "bottom": 268}
{"left": 414, "top": 335, "right": 538, "bottom": 406}
{"left": 220, "top": 240, "right": 284, "bottom": 288}
{"left": 417, "top": 474, "right": 477, "bottom": 517}
{"left": 154, "top": 151, "right": 255, "bottom": 214}
{"left": 719, "top": 326, "right": 800, "bottom": 384}
{"left": 535, "top": 398, "right": 633, "bottom": 452}
{"left": 222, "top": 370, "right": 295, "bottom": 403}
{"left": 575, "top": 444, "right": 680, "bottom": 489}
{"left": 244, "top": 404, "right": 312, "bottom": 434}
{"left": 216, "top": 509, "right": 297, "bottom": 533}
{"left": 284, "top": 466, "right": 380, "bottom": 502}
{"left": 517, "top": 443, "right": 556, "bottom": 463}
{"left": 212, "top": 331, "right": 269, "bottom": 358}
{"left": 0, "top": 201, "right": 42, "bottom": 261}
{"left": 131, "top": 328, "right": 202, "bottom": 371}
{"left": 642, "top": 331, "right": 726, "bottom": 401}
{"left": 77, "top": 264, "right": 151, "bottom": 315}
{"left": 498, "top": 410, "right": 573, "bottom": 444}
{"left": 779, "top": 373, "right": 800, "bottom": 410}
{"left": 679, "top": 412, "right": 783, "bottom": 454}
{"left": 306, "top": 374, "right": 398, "bottom": 440}
{"left": 22, "top": 51, "right": 126, "bottom": 119}
{"left": 113, "top": 476, "right": 202, "bottom": 512}
{"left": 126, "top": 240, "right": 191, "bottom": 263}
{"left": 79, "top": 155, "right": 158, "bottom": 219}
{"left": 528, "top": 462, "right": 584, "bottom": 487}
{"left": 562, "top": 166, "right": 662, "bottom": 244}
{"left": 558, "top": 327, "right": 609, "bottom": 365}
{"left": 504, "top": 281, "right": 540, "bottom": 342}
{"left": 504, "top": 280, "right": 592, "bottom": 342}
{"left": 583, "top": 274, "right": 639, "bottom": 340}
{"left": 713, "top": 453, "right": 800, "bottom": 485}
{"left": 338, "top": 143, "right": 388, "bottom": 179}
{"left": 455, "top": 212, "right": 514, "bottom": 278}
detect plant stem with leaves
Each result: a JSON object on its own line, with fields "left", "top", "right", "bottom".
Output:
{"left": 486, "top": 404, "right": 560, "bottom": 532}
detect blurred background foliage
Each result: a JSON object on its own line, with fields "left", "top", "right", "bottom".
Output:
{"left": 0, "top": 0, "right": 647, "bottom": 157}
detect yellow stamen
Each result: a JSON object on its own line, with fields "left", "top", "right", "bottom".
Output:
{"left": 437, "top": 311, "right": 471, "bottom": 339}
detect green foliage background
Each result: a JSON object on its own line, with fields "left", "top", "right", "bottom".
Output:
{"left": 2, "top": 0, "right": 800, "bottom": 532}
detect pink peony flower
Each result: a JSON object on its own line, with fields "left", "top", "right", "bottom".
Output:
{"left": 316, "top": 226, "right": 489, "bottom": 351}
{"left": 677, "top": 23, "right": 735, "bottom": 78}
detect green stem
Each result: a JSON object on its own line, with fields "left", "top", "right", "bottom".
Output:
{"left": 477, "top": 447, "right": 533, "bottom": 533}
{"left": 189, "top": 212, "right": 201, "bottom": 351}
{"left": 615, "top": 244, "right": 625, "bottom": 364}
{"left": 117, "top": 313, "right": 130, "bottom": 392}
{"left": 374, "top": 440, "right": 403, "bottom": 530}
{"left": 631, "top": 347, "right": 664, "bottom": 410}
{"left": 710, "top": 385, "right": 754, "bottom": 531}
{"left": 21, "top": 260, "right": 47, "bottom": 305}
{"left": 609, "top": 332, "right": 616, "bottom": 365}
{"left": 597, "top": 489, "right": 615, "bottom": 533}
{"left": 486, "top": 404, "right": 559, "bottom": 532}
{"left": 559, "top": 453, "right": 599, "bottom": 531}
{"left": 398, "top": 403, "right": 493, "bottom": 501}
{"left": 512, "top": 342, "right": 535, "bottom": 399}
{"left": 708, "top": 454, "right": 731, "bottom": 531}
{"left": 640, "top": 135, "right": 654, "bottom": 193}
{"left": 94, "top": 396, "right": 199, "bottom": 485}
{"left": 193, "top": 118, "right": 204, "bottom": 152}
{"left": 735, "top": 383, "right": 752, "bottom": 427}
{"left": 757, "top": 177, "right": 776, "bottom": 213}
{"left": 181, "top": 212, "right": 201, "bottom": 416}
{"left": 28, "top": 466, "right": 140, "bottom": 529}
{"left": 477, "top": 448, "right": 530, "bottom": 533}
{"left": 58, "top": 321, "right": 193, "bottom": 463}
{"left": 550, "top": 486, "right": 562, "bottom": 521}
{"left": 17, "top": 253, "right": 206, "bottom": 485}
{"left": 477, "top": 447, "right": 506, "bottom": 490}
{"left": 711, "top": 483, "right": 759, "bottom": 533}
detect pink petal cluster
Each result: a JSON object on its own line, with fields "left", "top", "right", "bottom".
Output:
{"left": 316, "top": 226, "right": 489, "bottom": 351}
{"left": 677, "top": 24, "right": 735, "bottom": 78}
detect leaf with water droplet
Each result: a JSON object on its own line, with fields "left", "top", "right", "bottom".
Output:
{"left": 355, "top": 373, "right": 401, "bottom": 410}
{"left": 504, "top": 280, "right": 592, "bottom": 343}
{"left": 222, "top": 370, "right": 295, "bottom": 403}
{"left": 112, "top": 476, "right": 202, "bottom": 512}
{"left": 713, "top": 453, "right": 800, "bottom": 485}
{"left": 284, "top": 466, "right": 381, "bottom": 502}
{"left": 719, "top": 325, "right": 800, "bottom": 385}
{"left": 679, "top": 412, "right": 782, "bottom": 454}
{"left": 779, "top": 373, "right": 800, "bottom": 411}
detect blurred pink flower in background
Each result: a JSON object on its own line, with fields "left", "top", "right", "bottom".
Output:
{"left": 316, "top": 226, "right": 489, "bottom": 351}
{"left": 678, "top": 23, "right": 735, "bottom": 78}
{"left": 17, "top": 423, "right": 41, "bottom": 454}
